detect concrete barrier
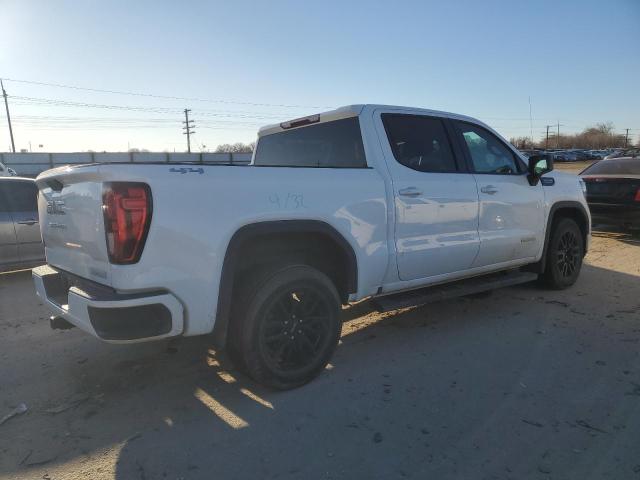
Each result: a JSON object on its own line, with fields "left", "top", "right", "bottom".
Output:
{"left": 0, "top": 151, "right": 252, "bottom": 177}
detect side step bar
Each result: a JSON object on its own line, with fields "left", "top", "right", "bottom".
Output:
{"left": 371, "top": 270, "right": 538, "bottom": 313}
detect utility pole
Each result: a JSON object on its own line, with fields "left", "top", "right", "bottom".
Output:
{"left": 545, "top": 125, "right": 552, "bottom": 150}
{"left": 182, "top": 109, "right": 195, "bottom": 153}
{"left": 528, "top": 96, "right": 533, "bottom": 140}
{"left": 1, "top": 79, "right": 16, "bottom": 153}
{"left": 624, "top": 128, "right": 629, "bottom": 148}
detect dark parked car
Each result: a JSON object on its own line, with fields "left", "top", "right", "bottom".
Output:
{"left": 580, "top": 158, "right": 640, "bottom": 231}
{"left": 0, "top": 177, "right": 45, "bottom": 271}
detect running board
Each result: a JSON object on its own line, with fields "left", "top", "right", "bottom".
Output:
{"left": 371, "top": 270, "right": 538, "bottom": 313}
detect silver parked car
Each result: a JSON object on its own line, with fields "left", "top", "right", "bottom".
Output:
{"left": 0, "top": 177, "right": 45, "bottom": 271}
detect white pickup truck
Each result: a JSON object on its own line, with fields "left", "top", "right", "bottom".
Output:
{"left": 33, "top": 104, "right": 590, "bottom": 389}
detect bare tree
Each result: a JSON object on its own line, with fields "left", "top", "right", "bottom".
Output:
{"left": 509, "top": 136, "right": 535, "bottom": 149}
{"left": 532, "top": 124, "right": 626, "bottom": 149}
{"left": 214, "top": 142, "right": 255, "bottom": 153}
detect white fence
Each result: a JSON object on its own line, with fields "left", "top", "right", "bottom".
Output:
{"left": 0, "top": 152, "right": 252, "bottom": 177}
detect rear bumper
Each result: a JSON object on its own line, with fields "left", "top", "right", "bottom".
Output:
{"left": 32, "top": 265, "right": 184, "bottom": 343}
{"left": 588, "top": 203, "right": 640, "bottom": 228}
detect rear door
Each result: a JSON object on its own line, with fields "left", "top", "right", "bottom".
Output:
{"left": 4, "top": 180, "right": 44, "bottom": 264}
{"left": 376, "top": 111, "right": 480, "bottom": 281}
{"left": 0, "top": 184, "right": 19, "bottom": 268}
{"left": 452, "top": 121, "right": 545, "bottom": 267}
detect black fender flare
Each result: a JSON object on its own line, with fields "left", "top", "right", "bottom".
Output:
{"left": 211, "top": 220, "right": 358, "bottom": 348}
{"left": 529, "top": 201, "right": 590, "bottom": 274}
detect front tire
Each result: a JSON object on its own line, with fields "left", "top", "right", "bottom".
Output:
{"left": 539, "top": 218, "right": 584, "bottom": 289}
{"left": 229, "top": 265, "right": 341, "bottom": 390}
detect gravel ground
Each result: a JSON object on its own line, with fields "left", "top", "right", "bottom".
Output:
{"left": 1, "top": 230, "right": 639, "bottom": 480}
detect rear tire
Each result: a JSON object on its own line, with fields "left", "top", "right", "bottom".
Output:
{"left": 539, "top": 218, "right": 584, "bottom": 289}
{"left": 228, "top": 264, "right": 341, "bottom": 390}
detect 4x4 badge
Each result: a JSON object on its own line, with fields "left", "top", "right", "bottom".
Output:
{"left": 169, "top": 167, "right": 204, "bottom": 175}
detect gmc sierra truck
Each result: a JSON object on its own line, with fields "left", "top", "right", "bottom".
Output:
{"left": 32, "top": 104, "right": 590, "bottom": 389}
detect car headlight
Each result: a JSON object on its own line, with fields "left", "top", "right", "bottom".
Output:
{"left": 578, "top": 178, "right": 587, "bottom": 197}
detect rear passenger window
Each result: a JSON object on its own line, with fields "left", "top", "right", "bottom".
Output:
{"left": 3, "top": 181, "right": 38, "bottom": 212}
{"left": 456, "top": 122, "right": 520, "bottom": 174}
{"left": 382, "top": 114, "right": 458, "bottom": 173}
{"left": 254, "top": 117, "right": 367, "bottom": 168}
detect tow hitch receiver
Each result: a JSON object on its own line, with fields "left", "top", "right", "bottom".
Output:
{"left": 50, "top": 316, "right": 75, "bottom": 330}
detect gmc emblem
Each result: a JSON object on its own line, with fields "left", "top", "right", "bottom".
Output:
{"left": 46, "top": 200, "right": 66, "bottom": 215}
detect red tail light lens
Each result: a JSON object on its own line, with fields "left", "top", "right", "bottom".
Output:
{"left": 102, "top": 182, "right": 152, "bottom": 264}
{"left": 635, "top": 188, "right": 640, "bottom": 202}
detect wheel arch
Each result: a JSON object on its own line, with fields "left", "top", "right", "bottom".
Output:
{"left": 212, "top": 220, "right": 358, "bottom": 348}
{"left": 528, "top": 201, "right": 590, "bottom": 274}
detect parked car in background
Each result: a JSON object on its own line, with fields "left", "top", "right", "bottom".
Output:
{"left": 572, "top": 150, "right": 592, "bottom": 161}
{"left": 562, "top": 151, "right": 579, "bottom": 162}
{"left": 604, "top": 149, "right": 639, "bottom": 160}
{"left": 0, "top": 160, "right": 17, "bottom": 177}
{"left": 587, "top": 150, "right": 608, "bottom": 159}
{"left": 551, "top": 152, "right": 570, "bottom": 162}
{"left": 580, "top": 158, "right": 640, "bottom": 231}
{"left": 519, "top": 149, "right": 546, "bottom": 159}
{"left": 0, "top": 177, "right": 45, "bottom": 271}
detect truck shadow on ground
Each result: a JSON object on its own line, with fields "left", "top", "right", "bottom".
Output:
{"left": 3, "top": 263, "right": 640, "bottom": 479}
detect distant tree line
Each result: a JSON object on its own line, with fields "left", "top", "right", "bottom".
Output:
{"left": 510, "top": 123, "right": 634, "bottom": 150}
{"left": 214, "top": 142, "right": 255, "bottom": 153}
{"left": 124, "top": 143, "right": 255, "bottom": 154}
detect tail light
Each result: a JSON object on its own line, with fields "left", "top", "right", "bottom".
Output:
{"left": 635, "top": 188, "right": 640, "bottom": 202}
{"left": 102, "top": 182, "right": 152, "bottom": 264}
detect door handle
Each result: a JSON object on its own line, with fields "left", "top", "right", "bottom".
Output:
{"left": 398, "top": 187, "right": 423, "bottom": 197}
{"left": 480, "top": 185, "right": 498, "bottom": 195}
{"left": 17, "top": 219, "right": 38, "bottom": 225}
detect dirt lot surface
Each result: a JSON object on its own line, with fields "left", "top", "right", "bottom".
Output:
{"left": 554, "top": 160, "right": 595, "bottom": 174}
{"left": 1, "top": 229, "right": 639, "bottom": 480}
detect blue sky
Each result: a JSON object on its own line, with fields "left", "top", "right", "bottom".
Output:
{"left": 1, "top": 0, "right": 639, "bottom": 152}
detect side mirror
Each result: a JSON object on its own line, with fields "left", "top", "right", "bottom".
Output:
{"left": 527, "top": 154, "right": 553, "bottom": 186}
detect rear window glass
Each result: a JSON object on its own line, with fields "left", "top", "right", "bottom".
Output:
{"left": 1, "top": 181, "right": 38, "bottom": 212}
{"left": 382, "top": 114, "right": 458, "bottom": 173}
{"left": 582, "top": 159, "right": 640, "bottom": 175}
{"left": 254, "top": 117, "right": 367, "bottom": 168}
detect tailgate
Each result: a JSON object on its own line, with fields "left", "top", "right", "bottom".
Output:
{"left": 36, "top": 165, "right": 113, "bottom": 285}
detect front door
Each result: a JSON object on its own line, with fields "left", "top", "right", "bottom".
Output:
{"left": 3, "top": 180, "right": 44, "bottom": 264}
{"left": 376, "top": 112, "right": 480, "bottom": 281}
{"left": 453, "top": 121, "right": 545, "bottom": 267}
{"left": 0, "top": 185, "right": 19, "bottom": 268}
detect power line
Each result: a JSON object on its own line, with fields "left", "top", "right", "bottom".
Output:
{"left": 11, "top": 95, "right": 294, "bottom": 121}
{"left": 2, "top": 77, "right": 331, "bottom": 109}
{"left": 11, "top": 114, "right": 264, "bottom": 127}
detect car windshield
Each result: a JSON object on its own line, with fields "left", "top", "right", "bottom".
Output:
{"left": 581, "top": 158, "right": 640, "bottom": 175}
